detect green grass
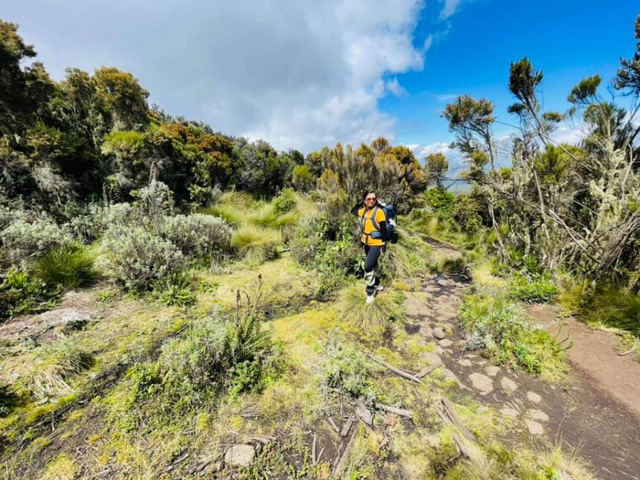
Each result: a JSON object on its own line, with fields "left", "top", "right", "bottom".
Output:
{"left": 231, "top": 225, "right": 282, "bottom": 262}
{"left": 508, "top": 273, "right": 558, "bottom": 303}
{"left": 459, "top": 293, "right": 566, "bottom": 377}
{"left": 35, "top": 243, "right": 98, "bottom": 290}
{"left": 22, "top": 340, "right": 95, "bottom": 400}
{"left": 338, "top": 283, "right": 406, "bottom": 333}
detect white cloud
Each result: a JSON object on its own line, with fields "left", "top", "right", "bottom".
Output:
{"left": 5, "top": 0, "right": 434, "bottom": 153}
{"left": 440, "top": 0, "right": 463, "bottom": 20}
{"left": 551, "top": 125, "right": 585, "bottom": 145}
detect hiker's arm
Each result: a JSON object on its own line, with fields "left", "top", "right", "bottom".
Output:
{"left": 350, "top": 201, "right": 364, "bottom": 216}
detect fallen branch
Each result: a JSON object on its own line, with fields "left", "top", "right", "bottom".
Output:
{"left": 439, "top": 398, "right": 475, "bottom": 443}
{"left": 416, "top": 364, "right": 441, "bottom": 379}
{"left": 619, "top": 337, "right": 638, "bottom": 356}
{"left": 312, "top": 433, "right": 317, "bottom": 465}
{"left": 378, "top": 404, "right": 413, "bottom": 419}
{"left": 332, "top": 428, "right": 357, "bottom": 478}
{"left": 340, "top": 419, "right": 353, "bottom": 437}
{"left": 327, "top": 416, "right": 340, "bottom": 434}
{"left": 364, "top": 353, "right": 422, "bottom": 383}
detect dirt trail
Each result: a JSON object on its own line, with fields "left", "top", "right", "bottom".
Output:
{"left": 527, "top": 304, "right": 640, "bottom": 420}
{"left": 417, "top": 240, "right": 640, "bottom": 480}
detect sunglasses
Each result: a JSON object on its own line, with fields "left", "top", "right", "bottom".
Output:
{"left": 365, "top": 197, "right": 377, "bottom": 202}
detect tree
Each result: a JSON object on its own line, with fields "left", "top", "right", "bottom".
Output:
{"left": 93, "top": 67, "right": 149, "bottom": 131}
{"left": 424, "top": 153, "right": 449, "bottom": 189}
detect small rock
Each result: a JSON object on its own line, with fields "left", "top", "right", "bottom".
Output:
{"left": 464, "top": 354, "right": 477, "bottom": 359}
{"left": 500, "top": 377, "right": 518, "bottom": 393}
{"left": 224, "top": 445, "right": 256, "bottom": 467}
{"left": 468, "top": 373, "right": 494, "bottom": 395}
{"left": 432, "top": 328, "right": 446, "bottom": 340}
{"left": 485, "top": 366, "right": 500, "bottom": 377}
{"left": 434, "top": 346, "right": 445, "bottom": 354}
{"left": 355, "top": 399, "right": 373, "bottom": 426}
{"left": 526, "top": 391, "right": 542, "bottom": 404}
{"left": 500, "top": 408, "right": 519, "bottom": 418}
{"left": 421, "top": 326, "right": 433, "bottom": 338}
{"left": 420, "top": 352, "right": 442, "bottom": 367}
{"left": 525, "top": 420, "right": 544, "bottom": 436}
{"left": 439, "top": 339, "right": 453, "bottom": 347}
{"left": 527, "top": 409, "right": 549, "bottom": 422}
{"left": 458, "top": 359, "right": 472, "bottom": 367}
{"left": 383, "top": 413, "right": 400, "bottom": 427}
{"left": 441, "top": 369, "right": 459, "bottom": 382}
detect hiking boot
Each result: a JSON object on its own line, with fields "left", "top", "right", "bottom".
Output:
{"left": 375, "top": 285, "right": 384, "bottom": 292}
{"left": 366, "top": 294, "right": 376, "bottom": 304}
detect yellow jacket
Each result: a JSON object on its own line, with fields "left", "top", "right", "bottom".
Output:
{"left": 357, "top": 206, "right": 387, "bottom": 246}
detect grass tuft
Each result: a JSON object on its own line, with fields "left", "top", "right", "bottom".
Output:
{"left": 338, "top": 283, "right": 405, "bottom": 332}
{"left": 35, "top": 243, "right": 98, "bottom": 290}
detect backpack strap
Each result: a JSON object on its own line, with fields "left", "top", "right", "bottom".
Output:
{"left": 370, "top": 206, "right": 380, "bottom": 231}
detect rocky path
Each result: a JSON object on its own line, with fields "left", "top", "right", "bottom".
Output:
{"left": 406, "top": 247, "right": 640, "bottom": 480}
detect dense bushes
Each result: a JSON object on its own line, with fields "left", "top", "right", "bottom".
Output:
{"left": 291, "top": 213, "right": 361, "bottom": 296}
{"left": 160, "top": 213, "right": 231, "bottom": 258}
{"left": 460, "top": 293, "right": 566, "bottom": 375}
{"left": 111, "top": 312, "right": 279, "bottom": 429}
{"left": 0, "top": 269, "right": 59, "bottom": 321}
{"left": 101, "top": 226, "right": 184, "bottom": 292}
{"left": 0, "top": 215, "right": 73, "bottom": 267}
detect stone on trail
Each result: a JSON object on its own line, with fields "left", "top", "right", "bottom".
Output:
{"left": 434, "top": 345, "right": 445, "bottom": 355}
{"left": 468, "top": 373, "right": 494, "bottom": 395}
{"left": 441, "top": 369, "right": 459, "bottom": 383}
{"left": 458, "top": 359, "right": 472, "bottom": 367}
{"left": 500, "top": 408, "right": 519, "bottom": 418}
{"left": 439, "top": 339, "right": 453, "bottom": 347}
{"left": 355, "top": 399, "right": 374, "bottom": 426}
{"left": 419, "top": 352, "right": 442, "bottom": 367}
{"left": 500, "top": 377, "right": 518, "bottom": 393}
{"left": 527, "top": 409, "right": 549, "bottom": 422}
{"left": 432, "top": 327, "right": 446, "bottom": 340}
{"left": 421, "top": 326, "right": 433, "bottom": 338}
{"left": 526, "top": 391, "right": 542, "bottom": 404}
{"left": 485, "top": 366, "right": 500, "bottom": 377}
{"left": 224, "top": 445, "right": 256, "bottom": 467}
{"left": 525, "top": 420, "right": 544, "bottom": 436}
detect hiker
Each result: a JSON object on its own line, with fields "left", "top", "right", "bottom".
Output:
{"left": 351, "top": 191, "right": 388, "bottom": 304}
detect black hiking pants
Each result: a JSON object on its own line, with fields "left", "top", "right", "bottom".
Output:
{"left": 363, "top": 244, "right": 383, "bottom": 295}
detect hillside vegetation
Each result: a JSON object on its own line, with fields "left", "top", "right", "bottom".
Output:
{"left": 0, "top": 15, "right": 639, "bottom": 479}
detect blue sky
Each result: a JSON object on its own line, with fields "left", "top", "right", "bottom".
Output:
{"left": 1, "top": 0, "right": 638, "bottom": 164}
{"left": 384, "top": 0, "right": 638, "bottom": 153}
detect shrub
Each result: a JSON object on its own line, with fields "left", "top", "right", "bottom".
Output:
{"left": 319, "top": 334, "right": 381, "bottom": 401}
{"left": 339, "top": 283, "right": 405, "bottom": 332}
{"left": 101, "top": 225, "right": 184, "bottom": 291}
{"left": 1, "top": 216, "right": 73, "bottom": 266}
{"left": 0, "top": 269, "right": 59, "bottom": 321}
{"left": 291, "top": 213, "right": 363, "bottom": 297}
{"left": 459, "top": 294, "right": 565, "bottom": 375}
{"left": 34, "top": 244, "right": 97, "bottom": 290}
{"left": 131, "top": 180, "right": 175, "bottom": 221}
{"left": 508, "top": 273, "right": 558, "bottom": 303}
{"left": 154, "top": 273, "right": 197, "bottom": 307}
{"left": 272, "top": 188, "right": 297, "bottom": 214}
{"left": 424, "top": 187, "right": 455, "bottom": 212}
{"left": 160, "top": 214, "right": 231, "bottom": 259}
{"left": 24, "top": 340, "right": 95, "bottom": 400}
{"left": 113, "top": 312, "right": 279, "bottom": 428}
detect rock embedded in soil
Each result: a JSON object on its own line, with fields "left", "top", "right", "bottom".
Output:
{"left": 439, "top": 339, "right": 453, "bottom": 347}
{"left": 500, "top": 408, "right": 519, "bottom": 418}
{"left": 458, "top": 359, "right": 472, "bottom": 367}
{"left": 525, "top": 420, "right": 544, "bottom": 436}
{"left": 468, "top": 373, "right": 494, "bottom": 395}
{"left": 441, "top": 369, "right": 459, "bottom": 383}
{"left": 224, "top": 445, "right": 256, "bottom": 467}
{"left": 500, "top": 377, "right": 518, "bottom": 393}
{"left": 419, "top": 352, "right": 442, "bottom": 367}
{"left": 526, "top": 391, "right": 542, "bottom": 404}
{"left": 432, "top": 328, "right": 446, "bottom": 340}
{"left": 355, "top": 400, "right": 373, "bottom": 426}
{"left": 485, "top": 366, "right": 500, "bottom": 377}
{"left": 527, "top": 409, "right": 549, "bottom": 422}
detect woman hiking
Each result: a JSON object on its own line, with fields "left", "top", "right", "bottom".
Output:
{"left": 351, "top": 191, "right": 388, "bottom": 304}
